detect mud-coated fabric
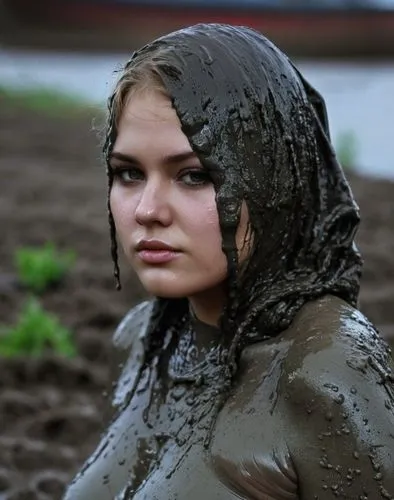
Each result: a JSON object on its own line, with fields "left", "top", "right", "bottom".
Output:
{"left": 64, "top": 295, "right": 394, "bottom": 499}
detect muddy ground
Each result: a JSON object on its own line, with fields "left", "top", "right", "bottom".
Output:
{"left": 0, "top": 99, "right": 393, "bottom": 499}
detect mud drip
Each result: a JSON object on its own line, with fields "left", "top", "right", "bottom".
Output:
{"left": 168, "top": 327, "right": 200, "bottom": 383}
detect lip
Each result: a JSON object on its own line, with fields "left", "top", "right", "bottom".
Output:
{"left": 136, "top": 239, "right": 177, "bottom": 252}
{"left": 135, "top": 239, "right": 181, "bottom": 264}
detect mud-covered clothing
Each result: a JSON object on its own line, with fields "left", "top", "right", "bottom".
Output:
{"left": 65, "top": 295, "right": 394, "bottom": 499}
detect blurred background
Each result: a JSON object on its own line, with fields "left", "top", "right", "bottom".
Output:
{"left": 2, "top": 0, "right": 394, "bottom": 175}
{"left": 1, "top": 2, "right": 394, "bottom": 499}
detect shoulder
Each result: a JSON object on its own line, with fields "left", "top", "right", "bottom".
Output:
{"left": 281, "top": 294, "right": 393, "bottom": 393}
{"left": 241, "top": 294, "right": 393, "bottom": 394}
{"left": 219, "top": 296, "right": 394, "bottom": 496}
{"left": 216, "top": 296, "right": 394, "bottom": 497}
{"left": 110, "top": 299, "right": 156, "bottom": 409}
{"left": 112, "top": 299, "right": 155, "bottom": 349}
{"left": 278, "top": 296, "right": 394, "bottom": 495}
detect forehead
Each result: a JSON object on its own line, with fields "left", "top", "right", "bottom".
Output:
{"left": 113, "top": 90, "right": 191, "bottom": 154}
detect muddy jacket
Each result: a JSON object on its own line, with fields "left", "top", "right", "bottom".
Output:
{"left": 65, "top": 294, "right": 394, "bottom": 499}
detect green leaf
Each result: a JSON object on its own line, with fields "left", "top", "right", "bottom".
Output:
{"left": 14, "top": 242, "right": 76, "bottom": 293}
{"left": 0, "top": 298, "right": 77, "bottom": 358}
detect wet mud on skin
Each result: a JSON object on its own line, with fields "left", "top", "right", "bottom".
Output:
{"left": 1, "top": 80, "right": 394, "bottom": 499}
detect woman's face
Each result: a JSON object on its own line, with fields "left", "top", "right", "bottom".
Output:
{"left": 109, "top": 89, "right": 249, "bottom": 299}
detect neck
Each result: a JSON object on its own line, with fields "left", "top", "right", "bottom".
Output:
{"left": 188, "top": 285, "right": 225, "bottom": 327}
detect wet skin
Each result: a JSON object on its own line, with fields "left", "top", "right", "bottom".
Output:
{"left": 65, "top": 295, "right": 394, "bottom": 499}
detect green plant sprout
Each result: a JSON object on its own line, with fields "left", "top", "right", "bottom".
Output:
{"left": 15, "top": 242, "right": 76, "bottom": 293}
{"left": 336, "top": 130, "right": 358, "bottom": 171}
{"left": 0, "top": 298, "right": 77, "bottom": 358}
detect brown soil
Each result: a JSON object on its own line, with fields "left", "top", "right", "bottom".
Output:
{"left": 0, "top": 99, "right": 393, "bottom": 500}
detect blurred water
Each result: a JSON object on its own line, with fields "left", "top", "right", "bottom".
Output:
{"left": 1, "top": 48, "right": 393, "bottom": 179}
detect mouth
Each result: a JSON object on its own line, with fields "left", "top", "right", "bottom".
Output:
{"left": 135, "top": 239, "right": 181, "bottom": 265}
{"left": 136, "top": 239, "right": 177, "bottom": 252}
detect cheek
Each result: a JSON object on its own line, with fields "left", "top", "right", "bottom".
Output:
{"left": 182, "top": 195, "right": 225, "bottom": 265}
{"left": 109, "top": 187, "right": 137, "bottom": 234}
{"left": 187, "top": 203, "right": 219, "bottom": 238}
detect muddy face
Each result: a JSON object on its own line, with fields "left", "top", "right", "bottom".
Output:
{"left": 107, "top": 23, "right": 362, "bottom": 347}
{"left": 109, "top": 88, "right": 251, "bottom": 324}
{"left": 109, "top": 89, "right": 227, "bottom": 300}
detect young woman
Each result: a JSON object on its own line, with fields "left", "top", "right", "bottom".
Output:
{"left": 65, "top": 24, "right": 394, "bottom": 499}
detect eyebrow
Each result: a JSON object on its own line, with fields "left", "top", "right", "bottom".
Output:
{"left": 109, "top": 150, "right": 198, "bottom": 165}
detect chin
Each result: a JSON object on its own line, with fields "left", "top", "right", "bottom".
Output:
{"left": 139, "top": 280, "right": 195, "bottom": 299}
{"left": 137, "top": 272, "right": 215, "bottom": 299}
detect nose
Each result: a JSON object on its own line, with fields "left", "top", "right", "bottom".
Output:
{"left": 135, "top": 178, "right": 172, "bottom": 227}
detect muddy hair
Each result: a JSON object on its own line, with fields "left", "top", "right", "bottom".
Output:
{"left": 104, "top": 24, "right": 363, "bottom": 444}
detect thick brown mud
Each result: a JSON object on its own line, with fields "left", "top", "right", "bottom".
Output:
{"left": 0, "top": 99, "right": 393, "bottom": 499}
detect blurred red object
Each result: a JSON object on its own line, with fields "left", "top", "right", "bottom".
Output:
{"left": 2, "top": 0, "right": 394, "bottom": 58}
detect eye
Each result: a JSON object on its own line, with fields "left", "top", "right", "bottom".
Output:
{"left": 112, "top": 167, "right": 144, "bottom": 184}
{"left": 179, "top": 169, "right": 212, "bottom": 187}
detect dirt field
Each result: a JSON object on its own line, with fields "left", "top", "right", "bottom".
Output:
{"left": 0, "top": 98, "right": 393, "bottom": 499}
